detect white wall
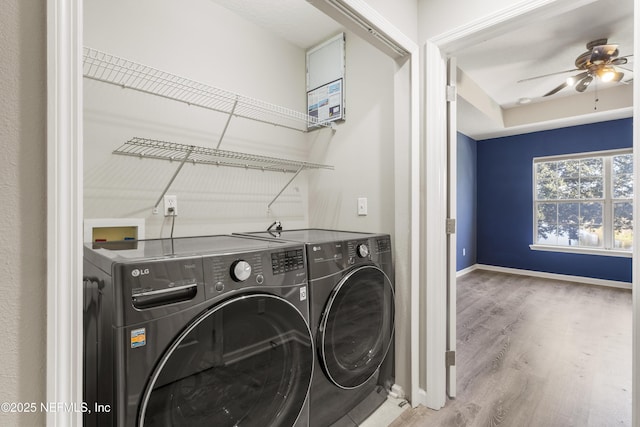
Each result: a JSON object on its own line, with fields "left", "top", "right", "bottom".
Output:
{"left": 0, "top": 0, "right": 47, "bottom": 425}
{"left": 84, "top": 0, "right": 314, "bottom": 237}
{"left": 307, "top": 34, "right": 395, "bottom": 233}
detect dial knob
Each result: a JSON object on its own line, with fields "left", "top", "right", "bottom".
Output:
{"left": 356, "top": 244, "right": 369, "bottom": 258}
{"left": 230, "top": 260, "right": 252, "bottom": 282}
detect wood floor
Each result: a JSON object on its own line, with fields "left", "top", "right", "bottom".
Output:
{"left": 389, "top": 270, "right": 632, "bottom": 427}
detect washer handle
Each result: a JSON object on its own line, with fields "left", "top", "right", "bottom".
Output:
{"left": 132, "top": 283, "right": 197, "bottom": 309}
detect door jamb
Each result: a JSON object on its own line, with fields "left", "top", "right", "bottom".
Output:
{"left": 47, "top": 0, "right": 83, "bottom": 425}
{"left": 421, "top": 0, "right": 612, "bottom": 411}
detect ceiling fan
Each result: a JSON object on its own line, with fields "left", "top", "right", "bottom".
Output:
{"left": 519, "top": 38, "right": 633, "bottom": 97}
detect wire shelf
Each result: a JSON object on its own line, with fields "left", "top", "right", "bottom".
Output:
{"left": 113, "top": 137, "right": 334, "bottom": 173}
{"left": 83, "top": 47, "right": 328, "bottom": 132}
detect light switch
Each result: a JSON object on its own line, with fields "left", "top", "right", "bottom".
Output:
{"left": 357, "top": 197, "right": 368, "bottom": 216}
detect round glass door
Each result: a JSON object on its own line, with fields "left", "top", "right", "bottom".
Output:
{"left": 319, "top": 265, "right": 395, "bottom": 389}
{"left": 139, "top": 294, "right": 313, "bottom": 427}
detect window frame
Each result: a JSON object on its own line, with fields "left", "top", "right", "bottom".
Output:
{"left": 530, "top": 148, "right": 633, "bottom": 258}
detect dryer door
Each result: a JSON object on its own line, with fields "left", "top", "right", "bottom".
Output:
{"left": 319, "top": 265, "right": 395, "bottom": 389}
{"left": 139, "top": 294, "right": 313, "bottom": 427}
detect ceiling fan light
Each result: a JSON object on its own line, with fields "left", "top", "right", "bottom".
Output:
{"left": 566, "top": 76, "right": 577, "bottom": 86}
{"left": 600, "top": 68, "right": 616, "bottom": 82}
{"left": 601, "top": 72, "right": 614, "bottom": 82}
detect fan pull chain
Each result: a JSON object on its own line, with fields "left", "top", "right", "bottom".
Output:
{"left": 594, "top": 79, "right": 599, "bottom": 111}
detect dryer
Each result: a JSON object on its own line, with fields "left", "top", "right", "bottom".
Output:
{"left": 83, "top": 235, "right": 313, "bottom": 427}
{"left": 236, "top": 229, "right": 395, "bottom": 427}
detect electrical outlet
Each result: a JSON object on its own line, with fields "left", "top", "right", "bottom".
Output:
{"left": 164, "top": 195, "right": 178, "bottom": 216}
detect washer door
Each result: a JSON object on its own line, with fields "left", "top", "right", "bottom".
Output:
{"left": 319, "top": 265, "right": 395, "bottom": 389}
{"left": 139, "top": 294, "right": 313, "bottom": 427}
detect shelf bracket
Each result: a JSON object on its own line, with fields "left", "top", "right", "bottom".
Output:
{"left": 268, "top": 165, "right": 304, "bottom": 210}
{"left": 216, "top": 97, "right": 238, "bottom": 149}
{"left": 153, "top": 146, "right": 195, "bottom": 209}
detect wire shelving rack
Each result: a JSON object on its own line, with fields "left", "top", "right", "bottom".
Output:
{"left": 82, "top": 47, "right": 334, "bottom": 210}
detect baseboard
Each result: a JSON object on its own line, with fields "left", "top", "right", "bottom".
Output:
{"left": 474, "top": 264, "right": 632, "bottom": 290}
{"left": 456, "top": 264, "right": 478, "bottom": 278}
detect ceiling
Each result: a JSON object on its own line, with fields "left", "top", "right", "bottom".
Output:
{"left": 454, "top": 0, "right": 634, "bottom": 140}
{"left": 211, "top": 0, "right": 634, "bottom": 140}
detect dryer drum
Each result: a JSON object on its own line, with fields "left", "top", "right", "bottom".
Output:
{"left": 319, "top": 265, "right": 395, "bottom": 390}
{"left": 138, "top": 294, "right": 314, "bottom": 427}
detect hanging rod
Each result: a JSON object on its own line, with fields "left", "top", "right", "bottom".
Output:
{"left": 83, "top": 47, "right": 329, "bottom": 132}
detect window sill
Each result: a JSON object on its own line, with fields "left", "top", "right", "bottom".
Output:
{"left": 529, "top": 244, "right": 632, "bottom": 258}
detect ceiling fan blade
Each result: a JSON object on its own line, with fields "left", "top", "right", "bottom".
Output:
{"left": 543, "top": 82, "right": 568, "bottom": 97}
{"left": 575, "top": 75, "right": 594, "bottom": 92}
{"left": 611, "top": 57, "right": 628, "bottom": 66}
{"left": 567, "top": 71, "right": 589, "bottom": 85}
{"left": 542, "top": 72, "right": 588, "bottom": 97}
{"left": 518, "top": 68, "right": 579, "bottom": 83}
{"left": 590, "top": 44, "right": 619, "bottom": 64}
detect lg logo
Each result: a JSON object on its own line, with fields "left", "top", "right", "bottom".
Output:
{"left": 131, "top": 268, "right": 150, "bottom": 277}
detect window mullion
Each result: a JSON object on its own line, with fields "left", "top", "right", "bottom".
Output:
{"left": 603, "top": 156, "right": 613, "bottom": 249}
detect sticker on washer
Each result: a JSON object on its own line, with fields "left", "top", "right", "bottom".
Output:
{"left": 300, "top": 286, "right": 307, "bottom": 302}
{"left": 131, "top": 328, "right": 146, "bottom": 348}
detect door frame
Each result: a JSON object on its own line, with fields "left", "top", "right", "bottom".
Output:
{"left": 422, "top": 0, "right": 637, "bottom": 412}
{"left": 47, "top": 0, "right": 421, "bottom": 425}
{"left": 47, "top": 0, "right": 83, "bottom": 425}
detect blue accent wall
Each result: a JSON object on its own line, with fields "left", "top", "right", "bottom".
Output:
{"left": 457, "top": 132, "right": 477, "bottom": 271}
{"left": 477, "top": 118, "right": 633, "bottom": 283}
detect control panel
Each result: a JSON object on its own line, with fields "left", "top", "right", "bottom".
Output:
{"left": 202, "top": 246, "right": 306, "bottom": 299}
{"left": 376, "top": 238, "right": 391, "bottom": 254}
{"left": 271, "top": 249, "right": 305, "bottom": 275}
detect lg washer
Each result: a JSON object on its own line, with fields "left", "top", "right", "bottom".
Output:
{"left": 83, "top": 235, "right": 313, "bottom": 427}
{"left": 236, "top": 229, "right": 395, "bottom": 427}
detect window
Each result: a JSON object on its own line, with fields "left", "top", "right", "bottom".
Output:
{"left": 532, "top": 149, "right": 633, "bottom": 256}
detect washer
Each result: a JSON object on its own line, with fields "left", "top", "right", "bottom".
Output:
{"left": 83, "top": 235, "right": 313, "bottom": 427}
{"left": 236, "top": 229, "right": 395, "bottom": 427}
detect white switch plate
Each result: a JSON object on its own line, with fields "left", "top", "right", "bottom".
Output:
{"left": 357, "top": 197, "right": 367, "bottom": 216}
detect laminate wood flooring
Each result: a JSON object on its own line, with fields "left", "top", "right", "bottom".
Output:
{"left": 389, "top": 270, "right": 632, "bottom": 427}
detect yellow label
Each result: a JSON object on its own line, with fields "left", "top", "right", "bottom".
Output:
{"left": 131, "top": 328, "right": 146, "bottom": 348}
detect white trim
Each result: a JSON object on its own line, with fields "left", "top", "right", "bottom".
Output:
{"left": 47, "top": 0, "right": 83, "bottom": 426}
{"left": 476, "top": 264, "right": 632, "bottom": 290}
{"left": 632, "top": 0, "right": 640, "bottom": 425}
{"left": 533, "top": 147, "right": 632, "bottom": 162}
{"left": 408, "top": 49, "right": 421, "bottom": 409}
{"left": 446, "top": 57, "right": 457, "bottom": 399}
{"left": 456, "top": 264, "right": 478, "bottom": 278}
{"left": 530, "top": 244, "right": 633, "bottom": 258}
{"left": 307, "top": 0, "right": 415, "bottom": 58}
{"left": 422, "top": 40, "right": 448, "bottom": 410}
{"left": 431, "top": 0, "right": 599, "bottom": 54}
